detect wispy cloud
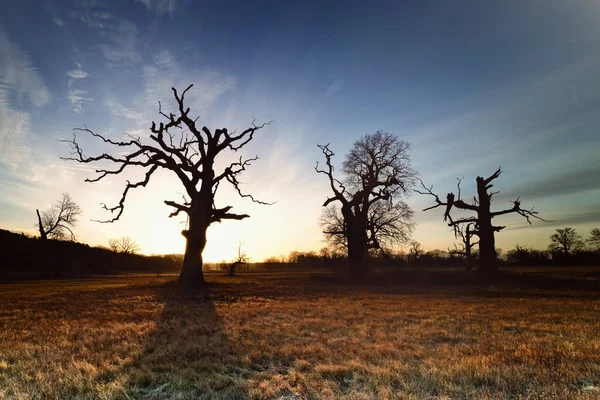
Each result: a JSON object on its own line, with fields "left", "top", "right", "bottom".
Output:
{"left": 68, "top": 86, "right": 93, "bottom": 114}
{"left": 103, "top": 50, "right": 235, "bottom": 126}
{"left": 500, "top": 165, "right": 600, "bottom": 202}
{"left": 506, "top": 204, "right": 600, "bottom": 230}
{"left": 100, "top": 19, "right": 139, "bottom": 66}
{"left": 410, "top": 55, "right": 600, "bottom": 183}
{"left": 0, "top": 96, "right": 31, "bottom": 170}
{"left": 135, "top": 0, "right": 178, "bottom": 15}
{"left": 70, "top": 6, "right": 112, "bottom": 29}
{"left": 141, "top": 50, "right": 235, "bottom": 112}
{"left": 0, "top": 30, "right": 51, "bottom": 169}
{"left": 66, "top": 63, "right": 91, "bottom": 114}
{"left": 66, "top": 68, "right": 88, "bottom": 79}
{"left": 68, "top": 2, "right": 140, "bottom": 66}
{"left": 324, "top": 79, "right": 343, "bottom": 96}
{"left": 45, "top": 1, "right": 67, "bottom": 26}
{"left": 105, "top": 100, "right": 145, "bottom": 122}
{"left": 0, "top": 32, "right": 51, "bottom": 107}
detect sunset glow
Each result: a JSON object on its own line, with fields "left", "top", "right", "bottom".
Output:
{"left": 1, "top": 1, "right": 599, "bottom": 261}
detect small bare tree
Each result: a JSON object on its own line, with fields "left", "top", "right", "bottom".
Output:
{"left": 36, "top": 193, "right": 82, "bottom": 241}
{"left": 62, "top": 85, "right": 272, "bottom": 287}
{"left": 408, "top": 240, "right": 423, "bottom": 262}
{"left": 587, "top": 228, "right": 600, "bottom": 252}
{"left": 448, "top": 223, "right": 478, "bottom": 272}
{"left": 108, "top": 236, "right": 141, "bottom": 254}
{"left": 417, "top": 168, "right": 547, "bottom": 277}
{"left": 228, "top": 241, "right": 250, "bottom": 276}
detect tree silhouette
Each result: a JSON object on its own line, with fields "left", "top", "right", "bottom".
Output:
{"left": 228, "top": 240, "right": 249, "bottom": 277}
{"left": 417, "top": 168, "right": 547, "bottom": 278}
{"left": 587, "top": 228, "right": 600, "bottom": 252}
{"left": 448, "top": 223, "right": 478, "bottom": 272}
{"left": 549, "top": 228, "right": 584, "bottom": 259}
{"left": 316, "top": 131, "right": 417, "bottom": 279}
{"left": 408, "top": 240, "right": 423, "bottom": 262}
{"left": 321, "top": 200, "right": 414, "bottom": 256}
{"left": 62, "top": 85, "right": 272, "bottom": 286}
{"left": 36, "top": 193, "right": 82, "bottom": 241}
{"left": 108, "top": 236, "right": 141, "bottom": 254}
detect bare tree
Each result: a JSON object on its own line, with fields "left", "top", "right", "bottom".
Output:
{"left": 108, "top": 236, "right": 141, "bottom": 254}
{"left": 61, "top": 85, "right": 272, "bottom": 287}
{"left": 228, "top": 241, "right": 250, "bottom": 276}
{"left": 320, "top": 205, "right": 348, "bottom": 253}
{"left": 321, "top": 200, "right": 414, "bottom": 256}
{"left": 408, "top": 240, "right": 423, "bottom": 262}
{"left": 36, "top": 193, "right": 82, "bottom": 241}
{"left": 316, "top": 131, "right": 417, "bottom": 279}
{"left": 417, "top": 168, "right": 547, "bottom": 278}
{"left": 549, "top": 228, "right": 584, "bottom": 259}
{"left": 587, "top": 228, "right": 600, "bottom": 252}
{"left": 448, "top": 223, "right": 479, "bottom": 272}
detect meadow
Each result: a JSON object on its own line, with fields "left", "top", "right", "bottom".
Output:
{"left": 0, "top": 268, "right": 599, "bottom": 399}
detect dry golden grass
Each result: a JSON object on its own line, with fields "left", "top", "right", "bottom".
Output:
{"left": 0, "top": 270, "right": 599, "bottom": 399}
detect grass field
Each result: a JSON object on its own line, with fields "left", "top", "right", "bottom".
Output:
{"left": 0, "top": 268, "right": 599, "bottom": 399}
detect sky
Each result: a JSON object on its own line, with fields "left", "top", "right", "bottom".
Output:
{"left": 1, "top": 0, "right": 600, "bottom": 262}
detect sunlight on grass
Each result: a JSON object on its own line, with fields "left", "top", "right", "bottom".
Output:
{"left": 0, "top": 273, "right": 599, "bottom": 399}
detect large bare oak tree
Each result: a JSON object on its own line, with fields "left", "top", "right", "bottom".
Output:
{"left": 62, "top": 85, "right": 271, "bottom": 286}
{"left": 321, "top": 200, "right": 414, "bottom": 256}
{"left": 417, "top": 167, "right": 547, "bottom": 277}
{"left": 316, "top": 131, "right": 417, "bottom": 279}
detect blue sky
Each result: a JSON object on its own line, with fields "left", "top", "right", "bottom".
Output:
{"left": 1, "top": 0, "right": 599, "bottom": 260}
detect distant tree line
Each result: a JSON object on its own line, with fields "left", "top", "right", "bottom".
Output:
{"left": 254, "top": 226, "right": 600, "bottom": 270}
{"left": 0, "top": 229, "right": 180, "bottom": 280}
{"left": 505, "top": 228, "right": 600, "bottom": 266}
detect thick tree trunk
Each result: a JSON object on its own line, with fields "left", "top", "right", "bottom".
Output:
{"left": 36, "top": 209, "right": 47, "bottom": 240}
{"left": 347, "top": 238, "right": 368, "bottom": 279}
{"left": 340, "top": 204, "right": 370, "bottom": 280}
{"left": 346, "top": 223, "right": 369, "bottom": 279}
{"left": 478, "top": 226, "right": 497, "bottom": 278}
{"left": 178, "top": 211, "right": 208, "bottom": 287}
{"left": 476, "top": 177, "right": 497, "bottom": 278}
{"left": 465, "top": 245, "right": 473, "bottom": 272}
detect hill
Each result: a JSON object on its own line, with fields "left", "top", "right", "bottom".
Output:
{"left": 0, "top": 229, "right": 181, "bottom": 279}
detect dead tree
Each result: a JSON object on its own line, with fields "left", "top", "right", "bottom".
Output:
{"left": 408, "top": 240, "right": 423, "bottom": 263}
{"left": 417, "top": 167, "right": 547, "bottom": 278}
{"left": 316, "top": 131, "right": 416, "bottom": 279}
{"left": 36, "top": 193, "right": 82, "bottom": 241}
{"left": 108, "top": 236, "right": 141, "bottom": 254}
{"left": 36, "top": 209, "right": 47, "bottom": 240}
{"left": 448, "top": 223, "right": 478, "bottom": 272}
{"left": 228, "top": 240, "right": 249, "bottom": 277}
{"left": 61, "top": 85, "right": 272, "bottom": 287}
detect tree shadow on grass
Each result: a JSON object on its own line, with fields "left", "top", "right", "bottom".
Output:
{"left": 116, "top": 281, "right": 248, "bottom": 399}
